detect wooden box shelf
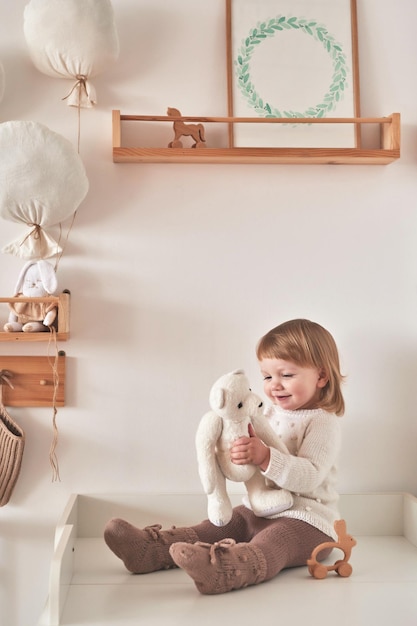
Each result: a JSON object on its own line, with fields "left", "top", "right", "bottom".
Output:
{"left": 0, "top": 353, "right": 66, "bottom": 406}
{"left": 112, "top": 110, "right": 400, "bottom": 165}
{"left": 0, "top": 292, "right": 70, "bottom": 342}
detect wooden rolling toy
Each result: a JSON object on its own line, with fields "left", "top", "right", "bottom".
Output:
{"left": 307, "top": 519, "right": 357, "bottom": 579}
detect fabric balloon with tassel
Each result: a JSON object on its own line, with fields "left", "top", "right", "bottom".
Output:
{"left": 23, "top": 0, "right": 119, "bottom": 108}
{"left": 0, "top": 120, "right": 89, "bottom": 259}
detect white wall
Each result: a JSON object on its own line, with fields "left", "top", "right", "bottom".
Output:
{"left": 1, "top": 1, "right": 417, "bottom": 624}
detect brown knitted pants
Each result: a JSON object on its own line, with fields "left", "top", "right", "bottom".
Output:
{"left": 191, "top": 505, "right": 332, "bottom": 581}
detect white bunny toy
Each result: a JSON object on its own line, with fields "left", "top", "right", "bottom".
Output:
{"left": 4, "top": 260, "right": 58, "bottom": 332}
{"left": 196, "top": 369, "right": 293, "bottom": 527}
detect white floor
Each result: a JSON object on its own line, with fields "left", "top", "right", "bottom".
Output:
{"left": 43, "top": 535, "right": 417, "bottom": 625}
{"left": 38, "top": 493, "right": 417, "bottom": 626}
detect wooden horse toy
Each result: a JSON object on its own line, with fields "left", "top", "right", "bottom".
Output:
{"left": 307, "top": 519, "right": 357, "bottom": 579}
{"left": 167, "top": 107, "right": 206, "bottom": 149}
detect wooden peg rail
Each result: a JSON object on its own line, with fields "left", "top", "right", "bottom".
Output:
{"left": 0, "top": 353, "right": 66, "bottom": 407}
{"left": 0, "top": 291, "right": 70, "bottom": 342}
{"left": 112, "top": 110, "right": 400, "bottom": 165}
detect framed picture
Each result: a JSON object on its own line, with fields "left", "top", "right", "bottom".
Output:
{"left": 226, "top": 0, "right": 360, "bottom": 148}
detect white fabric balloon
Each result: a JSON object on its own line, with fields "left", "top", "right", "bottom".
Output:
{"left": 0, "top": 121, "right": 89, "bottom": 259}
{"left": 23, "top": 0, "right": 119, "bottom": 107}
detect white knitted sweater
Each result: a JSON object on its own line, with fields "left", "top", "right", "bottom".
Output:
{"left": 259, "top": 405, "right": 342, "bottom": 540}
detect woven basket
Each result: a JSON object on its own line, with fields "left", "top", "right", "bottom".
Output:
{"left": 0, "top": 402, "right": 25, "bottom": 506}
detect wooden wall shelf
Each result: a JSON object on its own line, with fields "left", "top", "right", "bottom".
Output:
{"left": 112, "top": 110, "right": 400, "bottom": 165}
{"left": 0, "top": 353, "right": 66, "bottom": 407}
{"left": 0, "top": 292, "right": 70, "bottom": 342}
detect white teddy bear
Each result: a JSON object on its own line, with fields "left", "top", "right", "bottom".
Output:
{"left": 196, "top": 369, "right": 293, "bottom": 527}
{"left": 4, "top": 260, "right": 58, "bottom": 332}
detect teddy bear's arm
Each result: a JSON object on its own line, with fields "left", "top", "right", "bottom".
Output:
{"left": 196, "top": 411, "right": 223, "bottom": 495}
{"left": 251, "top": 413, "right": 290, "bottom": 455}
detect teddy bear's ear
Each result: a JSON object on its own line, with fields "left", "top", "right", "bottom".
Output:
{"left": 209, "top": 387, "right": 226, "bottom": 411}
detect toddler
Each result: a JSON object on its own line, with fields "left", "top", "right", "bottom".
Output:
{"left": 104, "top": 318, "right": 345, "bottom": 594}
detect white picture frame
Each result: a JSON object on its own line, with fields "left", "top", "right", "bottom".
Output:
{"left": 226, "top": 0, "right": 360, "bottom": 148}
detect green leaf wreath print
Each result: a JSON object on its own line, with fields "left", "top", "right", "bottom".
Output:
{"left": 234, "top": 15, "right": 349, "bottom": 119}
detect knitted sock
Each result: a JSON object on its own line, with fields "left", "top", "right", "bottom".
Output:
{"left": 104, "top": 518, "right": 198, "bottom": 574}
{"left": 169, "top": 539, "right": 267, "bottom": 594}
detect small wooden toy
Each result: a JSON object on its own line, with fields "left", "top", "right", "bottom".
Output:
{"left": 167, "top": 107, "right": 206, "bottom": 149}
{"left": 307, "top": 519, "right": 357, "bottom": 579}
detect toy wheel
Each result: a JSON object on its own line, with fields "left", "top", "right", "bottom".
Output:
{"left": 336, "top": 561, "right": 352, "bottom": 577}
{"left": 312, "top": 564, "right": 328, "bottom": 579}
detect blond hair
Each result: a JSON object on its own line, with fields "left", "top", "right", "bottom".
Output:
{"left": 256, "top": 319, "right": 345, "bottom": 416}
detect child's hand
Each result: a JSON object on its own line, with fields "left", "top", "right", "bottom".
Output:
{"left": 230, "top": 423, "right": 270, "bottom": 471}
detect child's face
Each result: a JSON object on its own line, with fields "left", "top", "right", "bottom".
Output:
{"left": 259, "top": 358, "right": 328, "bottom": 411}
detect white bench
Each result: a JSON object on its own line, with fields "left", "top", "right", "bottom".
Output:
{"left": 38, "top": 492, "right": 417, "bottom": 626}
